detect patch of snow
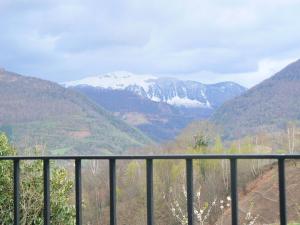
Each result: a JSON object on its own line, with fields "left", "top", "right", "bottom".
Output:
{"left": 206, "top": 100, "right": 212, "bottom": 108}
{"left": 150, "top": 96, "right": 161, "bottom": 102}
{"left": 64, "top": 71, "right": 157, "bottom": 92}
{"left": 166, "top": 96, "right": 208, "bottom": 108}
{"left": 200, "top": 89, "right": 211, "bottom": 108}
{"left": 200, "top": 90, "right": 206, "bottom": 98}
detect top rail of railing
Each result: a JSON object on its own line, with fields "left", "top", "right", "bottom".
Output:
{"left": 0, "top": 154, "right": 300, "bottom": 160}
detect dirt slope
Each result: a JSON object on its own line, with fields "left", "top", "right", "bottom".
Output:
{"left": 219, "top": 160, "right": 300, "bottom": 225}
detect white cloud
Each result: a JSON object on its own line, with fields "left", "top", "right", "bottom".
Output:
{"left": 176, "top": 58, "right": 297, "bottom": 87}
{"left": 0, "top": 0, "right": 300, "bottom": 86}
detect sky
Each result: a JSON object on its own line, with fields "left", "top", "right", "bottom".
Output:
{"left": 0, "top": 0, "right": 300, "bottom": 87}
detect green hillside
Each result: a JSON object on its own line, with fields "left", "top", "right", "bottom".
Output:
{"left": 212, "top": 59, "right": 300, "bottom": 139}
{"left": 0, "top": 70, "right": 153, "bottom": 155}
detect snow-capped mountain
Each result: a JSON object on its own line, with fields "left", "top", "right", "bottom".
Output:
{"left": 64, "top": 71, "right": 246, "bottom": 109}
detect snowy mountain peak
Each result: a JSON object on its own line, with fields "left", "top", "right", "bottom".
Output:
{"left": 64, "top": 71, "right": 157, "bottom": 92}
{"left": 64, "top": 71, "right": 246, "bottom": 108}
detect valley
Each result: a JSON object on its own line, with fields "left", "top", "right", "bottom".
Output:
{"left": 65, "top": 72, "right": 246, "bottom": 141}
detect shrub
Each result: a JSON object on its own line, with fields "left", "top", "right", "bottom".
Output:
{"left": 0, "top": 133, "right": 75, "bottom": 224}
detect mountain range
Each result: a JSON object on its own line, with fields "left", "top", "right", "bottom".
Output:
{"left": 212, "top": 59, "right": 300, "bottom": 139}
{"left": 0, "top": 70, "right": 152, "bottom": 155}
{"left": 64, "top": 71, "right": 246, "bottom": 108}
{"left": 1, "top": 57, "right": 298, "bottom": 152}
{"left": 65, "top": 72, "right": 246, "bottom": 141}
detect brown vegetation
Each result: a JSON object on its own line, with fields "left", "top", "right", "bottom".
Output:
{"left": 77, "top": 120, "right": 299, "bottom": 225}
{"left": 219, "top": 160, "right": 300, "bottom": 225}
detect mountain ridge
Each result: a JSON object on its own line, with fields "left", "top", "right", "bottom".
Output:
{"left": 67, "top": 72, "right": 246, "bottom": 141}
{"left": 64, "top": 71, "right": 246, "bottom": 109}
{"left": 212, "top": 59, "right": 300, "bottom": 139}
{"left": 270, "top": 59, "right": 300, "bottom": 81}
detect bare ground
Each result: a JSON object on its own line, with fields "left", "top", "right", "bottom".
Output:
{"left": 217, "top": 160, "right": 300, "bottom": 225}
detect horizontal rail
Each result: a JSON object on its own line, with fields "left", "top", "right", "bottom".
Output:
{"left": 0, "top": 154, "right": 300, "bottom": 160}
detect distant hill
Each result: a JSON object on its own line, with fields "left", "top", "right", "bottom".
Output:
{"left": 212, "top": 59, "right": 300, "bottom": 139}
{"left": 69, "top": 87, "right": 213, "bottom": 141}
{"left": 0, "top": 70, "right": 153, "bottom": 155}
{"left": 65, "top": 72, "right": 246, "bottom": 141}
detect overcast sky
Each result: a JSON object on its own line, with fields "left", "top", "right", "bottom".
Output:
{"left": 0, "top": 0, "right": 300, "bottom": 87}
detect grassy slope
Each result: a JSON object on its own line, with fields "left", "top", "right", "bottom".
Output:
{"left": 0, "top": 70, "right": 153, "bottom": 155}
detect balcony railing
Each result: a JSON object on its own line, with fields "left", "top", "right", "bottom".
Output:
{"left": 1, "top": 154, "right": 300, "bottom": 225}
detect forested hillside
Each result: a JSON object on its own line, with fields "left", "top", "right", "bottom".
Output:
{"left": 0, "top": 70, "right": 153, "bottom": 155}
{"left": 212, "top": 59, "right": 300, "bottom": 139}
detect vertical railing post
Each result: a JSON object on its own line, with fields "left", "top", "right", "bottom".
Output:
{"left": 43, "top": 159, "right": 50, "bottom": 225}
{"left": 13, "top": 159, "right": 20, "bottom": 225}
{"left": 230, "top": 158, "right": 238, "bottom": 225}
{"left": 278, "top": 158, "right": 287, "bottom": 225}
{"left": 75, "top": 159, "right": 82, "bottom": 225}
{"left": 146, "top": 159, "right": 154, "bottom": 225}
{"left": 110, "top": 159, "right": 116, "bottom": 225}
{"left": 186, "top": 159, "right": 193, "bottom": 225}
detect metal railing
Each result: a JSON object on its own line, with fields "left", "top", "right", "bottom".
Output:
{"left": 1, "top": 154, "right": 300, "bottom": 225}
